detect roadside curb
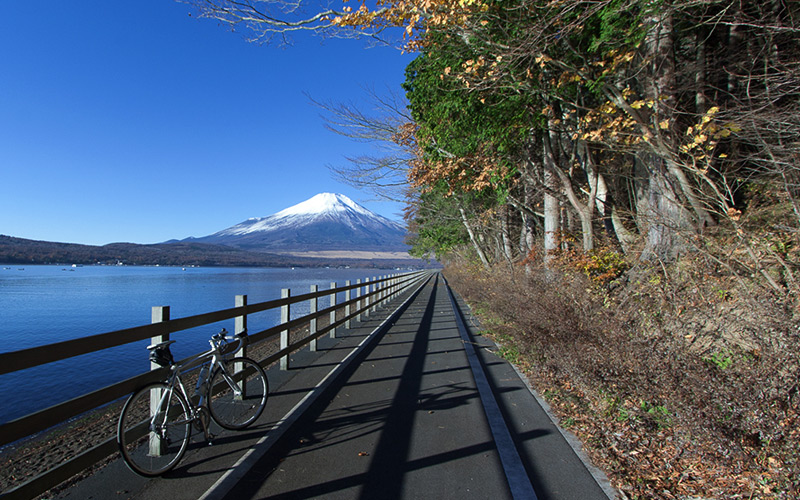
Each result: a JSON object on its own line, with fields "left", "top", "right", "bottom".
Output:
{"left": 448, "top": 289, "right": 618, "bottom": 500}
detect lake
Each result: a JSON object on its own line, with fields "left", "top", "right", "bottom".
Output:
{"left": 0, "top": 264, "right": 407, "bottom": 423}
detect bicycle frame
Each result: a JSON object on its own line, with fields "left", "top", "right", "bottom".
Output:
{"left": 119, "top": 328, "right": 267, "bottom": 477}
{"left": 147, "top": 331, "right": 247, "bottom": 446}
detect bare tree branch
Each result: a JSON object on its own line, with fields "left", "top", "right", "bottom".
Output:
{"left": 307, "top": 88, "right": 415, "bottom": 202}
{"left": 183, "top": 0, "right": 393, "bottom": 44}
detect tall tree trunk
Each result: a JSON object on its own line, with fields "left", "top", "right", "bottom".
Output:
{"left": 639, "top": 8, "right": 703, "bottom": 260}
{"left": 545, "top": 127, "right": 593, "bottom": 251}
{"left": 637, "top": 161, "right": 692, "bottom": 261}
{"left": 543, "top": 171, "right": 559, "bottom": 266}
{"left": 580, "top": 141, "right": 637, "bottom": 253}
{"left": 695, "top": 27, "right": 707, "bottom": 114}
{"left": 500, "top": 207, "right": 514, "bottom": 264}
{"left": 459, "top": 207, "right": 490, "bottom": 269}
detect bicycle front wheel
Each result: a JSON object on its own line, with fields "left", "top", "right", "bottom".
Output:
{"left": 117, "top": 382, "right": 191, "bottom": 477}
{"left": 208, "top": 357, "right": 268, "bottom": 430}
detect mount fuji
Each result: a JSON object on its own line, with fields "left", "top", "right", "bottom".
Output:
{"left": 188, "top": 193, "right": 409, "bottom": 257}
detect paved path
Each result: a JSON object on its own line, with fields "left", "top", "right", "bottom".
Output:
{"left": 55, "top": 273, "right": 613, "bottom": 500}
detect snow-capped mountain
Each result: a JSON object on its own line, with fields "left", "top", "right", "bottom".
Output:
{"left": 190, "top": 193, "right": 409, "bottom": 254}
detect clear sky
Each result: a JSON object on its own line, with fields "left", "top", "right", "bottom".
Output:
{"left": 0, "top": 1, "right": 413, "bottom": 246}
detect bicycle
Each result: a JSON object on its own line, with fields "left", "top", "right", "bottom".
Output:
{"left": 117, "top": 328, "right": 269, "bottom": 477}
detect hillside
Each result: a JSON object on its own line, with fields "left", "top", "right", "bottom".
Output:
{"left": 445, "top": 258, "right": 799, "bottom": 499}
{"left": 0, "top": 235, "right": 427, "bottom": 269}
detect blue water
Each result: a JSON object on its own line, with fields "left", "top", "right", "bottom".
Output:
{"left": 0, "top": 265, "right": 404, "bottom": 423}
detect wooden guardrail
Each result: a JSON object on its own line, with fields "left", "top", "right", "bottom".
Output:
{"left": 0, "top": 270, "right": 432, "bottom": 499}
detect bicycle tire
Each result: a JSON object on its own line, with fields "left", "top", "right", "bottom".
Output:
{"left": 117, "top": 382, "right": 191, "bottom": 477}
{"left": 207, "top": 356, "right": 268, "bottom": 430}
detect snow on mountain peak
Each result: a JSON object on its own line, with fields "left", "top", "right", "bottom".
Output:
{"left": 212, "top": 193, "right": 400, "bottom": 238}
{"left": 275, "top": 193, "right": 372, "bottom": 218}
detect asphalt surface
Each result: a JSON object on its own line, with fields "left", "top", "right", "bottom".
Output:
{"left": 54, "top": 273, "right": 614, "bottom": 500}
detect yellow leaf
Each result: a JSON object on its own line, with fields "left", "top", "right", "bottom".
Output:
{"left": 659, "top": 120, "right": 670, "bottom": 130}
{"left": 631, "top": 100, "right": 645, "bottom": 109}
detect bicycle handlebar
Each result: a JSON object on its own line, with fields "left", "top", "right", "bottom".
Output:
{"left": 147, "top": 328, "right": 247, "bottom": 365}
{"left": 210, "top": 328, "right": 248, "bottom": 352}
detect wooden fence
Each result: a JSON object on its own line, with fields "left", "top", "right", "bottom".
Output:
{"left": 0, "top": 270, "right": 431, "bottom": 499}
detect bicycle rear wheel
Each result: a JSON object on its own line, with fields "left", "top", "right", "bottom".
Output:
{"left": 208, "top": 357, "right": 268, "bottom": 430}
{"left": 117, "top": 382, "right": 191, "bottom": 477}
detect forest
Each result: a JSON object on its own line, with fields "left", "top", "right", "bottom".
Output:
{"left": 193, "top": 1, "right": 800, "bottom": 497}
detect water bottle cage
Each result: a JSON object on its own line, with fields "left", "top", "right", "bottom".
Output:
{"left": 195, "top": 365, "right": 210, "bottom": 396}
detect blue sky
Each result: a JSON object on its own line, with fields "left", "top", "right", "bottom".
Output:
{"left": 0, "top": 1, "right": 413, "bottom": 245}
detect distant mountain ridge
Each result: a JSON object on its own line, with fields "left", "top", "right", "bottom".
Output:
{"left": 0, "top": 193, "right": 424, "bottom": 268}
{"left": 188, "top": 193, "right": 409, "bottom": 254}
{"left": 0, "top": 235, "right": 428, "bottom": 269}
{"left": 0, "top": 235, "right": 319, "bottom": 267}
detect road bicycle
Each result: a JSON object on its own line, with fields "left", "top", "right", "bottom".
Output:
{"left": 117, "top": 328, "right": 269, "bottom": 477}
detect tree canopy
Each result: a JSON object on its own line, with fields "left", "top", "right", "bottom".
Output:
{"left": 189, "top": 0, "right": 800, "bottom": 289}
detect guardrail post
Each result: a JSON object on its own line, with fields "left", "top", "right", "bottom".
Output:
{"left": 345, "top": 280, "right": 351, "bottom": 329}
{"left": 329, "top": 282, "right": 337, "bottom": 338}
{"left": 150, "top": 306, "right": 170, "bottom": 456}
{"left": 235, "top": 295, "right": 247, "bottom": 358}
{"left": 356, "top": 279, "right": 362, "bottom": 322}
{"left": 373, "top": 276, "right": 380, "bottom": 312}
{"left": 233, "top": 294, "right": 248, "bottom": 396}
{"left": 309, "top": 285, "right": 318, "bottom": 352}
{"left": 280, "top": 288, "right": 290, "bottom": 370}
{"left": 150, "top": 306, "right": 170, "bottom": 371}
{"left": 364, "top": 277, "right": 370, "bottom": 318}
